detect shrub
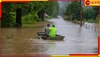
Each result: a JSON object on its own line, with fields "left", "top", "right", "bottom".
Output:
{"left": 22, "top": 13, "right": 39, "bottom": 24}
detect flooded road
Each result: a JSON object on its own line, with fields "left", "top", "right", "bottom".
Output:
{"left": 0, "top": 18, "right": 98, "bottom": 55}
{"left": 46, "top": 18, "right": 98, "bottom": 55}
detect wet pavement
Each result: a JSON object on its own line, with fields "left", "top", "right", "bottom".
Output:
{"left": 0, "top": 18, "right": 98, "bottom": 55}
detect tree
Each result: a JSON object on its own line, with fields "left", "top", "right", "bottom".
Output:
{"left": 82, "top": 6, "right": 98, "bottom": 22}
{"left": 92, "top": 6, "right": 98, "bottom": 19}
{"left": 64, "top": 1, "right": 80, "bottom": 21}
{"left": 2, "top": 2, "right": 58, "bottom": 27}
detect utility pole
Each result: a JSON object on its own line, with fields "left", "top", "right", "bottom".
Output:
{"left": 80, "top": 0, "right": 82, "bottom": 27}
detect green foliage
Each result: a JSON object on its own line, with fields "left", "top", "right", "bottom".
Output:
{"left": 44, "top": 2, "right": 59, "bottom": 17}
{"left": 82, "top": 7, "right": 98, "bottom": 23}
{"left": 2, "top": 2, "right": 58, "bottom": 27}
{"left": 9, "top": 12, "right": 16, "bottom": 27}
{"left": 83, "top": 7, "right": 98, "bottom": 19}
{"left": 64, "top": 1, "right": 80, "bottom": 21}
{"left": 64, "top": 1, "right": 98, "bottom": 23}
{"left": 63, "top": 15, "right": 73, "bottom": 20}
{"left": 22, "top": 13, "right": 38, "bottom": 24}
{"left": 83, "top": 18, "right": 98, "bottom": 23}
{"left": 92, "top": 7, "right": 98, "bottom": 19}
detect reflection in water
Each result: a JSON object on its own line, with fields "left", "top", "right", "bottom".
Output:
{"left": 0, "top": 18, "right": 98, "bottom": 55}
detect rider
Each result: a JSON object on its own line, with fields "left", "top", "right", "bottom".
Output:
{"left": 37, "top": 24, "right": 50, "bottom": 37}
{"left": 49, "top": 25, "right": 57, "bottom": 39}
{"left": 44, "top": 24, "right": 50, "bottom": 36}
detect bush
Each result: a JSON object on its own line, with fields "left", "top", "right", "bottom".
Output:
{"left": 83, "top": 18, "right": 98, "bottom": 23}
{"left": 63, "top": 16, "right": 68, "bottom": 20}
{"left": 95, "top": 17, "right": 98, "bottom": 23}
{"left": 22, "top": 13, "right": 39, "bottom": 24}
{"left": 63, "top": 15, "right": 73, "bottom": 21}
{"left": 1, "top": 12, "right": 16, "bottom": 27}
{"left": 9, "top": 12, "right": 16, "bottom": 27}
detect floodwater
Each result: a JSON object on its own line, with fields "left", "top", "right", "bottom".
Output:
{"left": 0, "top": 17, "right": 98, "bottom": 55}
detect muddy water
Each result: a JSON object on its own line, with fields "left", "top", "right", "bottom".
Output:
{"left": 0, "top": 21, "right": 52, "bottom": 55}
{"left": 0, "top": 28, "right": 47, "bottom": 54}
{"left": 0, "top": 18, "right": 98, "bottom": 55}
{"left": 46, "top": 18, "right": 98, "bottom": 55}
